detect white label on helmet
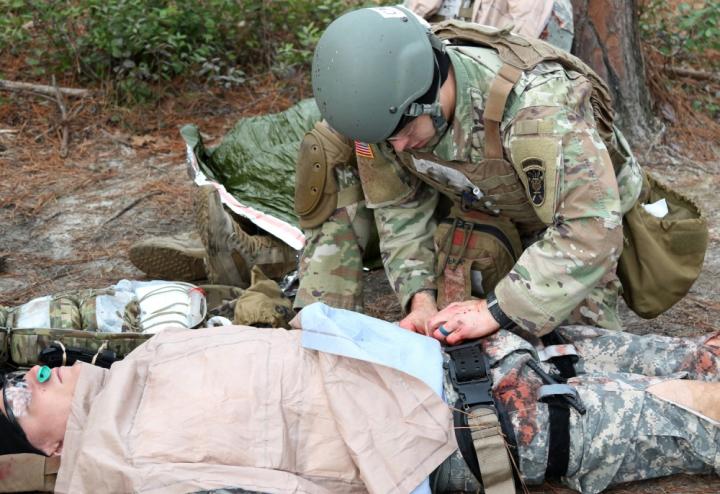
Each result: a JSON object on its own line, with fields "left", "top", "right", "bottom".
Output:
{"left": 370, "top": 7, "right": 407, "bottom": 19}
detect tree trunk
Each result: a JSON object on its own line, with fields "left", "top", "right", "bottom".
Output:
{"left": 571, "top": 0, "right": 655, "bottom": 140}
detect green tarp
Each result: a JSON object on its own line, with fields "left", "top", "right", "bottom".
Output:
{"left": 181, "top": 98, "right": 321, "bottom": 230}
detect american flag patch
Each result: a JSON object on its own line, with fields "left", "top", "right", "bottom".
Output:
{"left": 355, "top": 141, "right": 374, "bottom": 159}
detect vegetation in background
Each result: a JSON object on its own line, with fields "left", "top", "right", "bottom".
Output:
{"left": 0, "top": 0, "right": 377, "bottom": 104}
{"left": 1, "top": 0, "right": 716, "bottom": 120}
{"left": 639, "top": 0, "right": 720, "bottom": 120}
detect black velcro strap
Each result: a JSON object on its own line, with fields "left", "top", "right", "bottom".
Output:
{"left": 545, "top": 398, "right": 571, "bottom": 479}
{"left": 445, "top": 340, "right": 493, "bottom": 408}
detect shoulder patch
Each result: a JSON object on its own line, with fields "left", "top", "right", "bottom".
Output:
{"left": 522, "top": 158, "right": 545, "bottom": 206}
{"left": 508, "top": 134, "right": 561, "bottom": 224}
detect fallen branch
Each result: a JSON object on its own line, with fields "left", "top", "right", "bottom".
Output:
{"left": 0, "top": 79, "right": 91, "bottom": 97}
{"left": 52, "top": 76, "right": 70, "bottom": 158}
{"left": 101, "top": 191, "right": 162, "bottom": 227}
{"left": 664, "top": 66, "right": 720, "bottom": 83}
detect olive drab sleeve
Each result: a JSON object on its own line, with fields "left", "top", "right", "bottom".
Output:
{"left": 494, "top": 83, "right": 624, "bottom": 335}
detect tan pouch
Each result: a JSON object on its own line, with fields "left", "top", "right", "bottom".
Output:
{"left": 234, "top": 266, "right": 293, "bottom": 328}
{"left": 0, "top": 454, "right": 60, "bottom": 492}
{"left": 435, "top": 212, "right": 522, "bottom": 308}
{"left": 618, "top": 172, "right": 708, "bottom": 318}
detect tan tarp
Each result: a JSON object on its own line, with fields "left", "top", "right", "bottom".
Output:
{"left": 406, "top": 0, "right": 554, "bottom": 38}
{"left": 56, "top": 326, "right": 456, "bottom": 493}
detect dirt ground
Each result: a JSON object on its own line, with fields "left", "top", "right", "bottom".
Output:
{"left": 1, "top": 76, "right": 719, "bottom": 492}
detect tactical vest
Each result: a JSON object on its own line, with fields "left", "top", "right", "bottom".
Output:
{"left": 394, "top": 20, "right": 617, "bottom": 235}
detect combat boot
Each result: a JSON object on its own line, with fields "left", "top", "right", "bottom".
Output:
{"left": 194, "top": 185, "right": 298, "bottom": 287}
{"left": 129, "top": 232, "right": 207, "bottom": 282}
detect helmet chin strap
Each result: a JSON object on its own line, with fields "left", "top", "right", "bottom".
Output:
{"left": 404, "top": 99, "right": 448, "bottom": 135}
{"left": 404, "top": 36, "right": 449, "bottom": 136}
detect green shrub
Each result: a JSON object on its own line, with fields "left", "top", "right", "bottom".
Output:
{"left": 639, "top": 0, "right": 719, "bottom": 120}
{"left": 0, "top": 0, "right": 380, "bottom": 104}
{"left": 640, "top": 0, "right": 720, "bottom": 64}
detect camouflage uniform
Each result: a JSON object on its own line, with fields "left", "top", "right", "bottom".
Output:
{"left": 541, "top": 0, "right": 574, "bottom": 52}
{"left": 478, "top": 326, "right": 720, "bottom": 492}
{"left": 405, "top": 0, "right": 575, "bottom": 52}
{"left": 295, "top": 44, "right": 644, "bottom": 336}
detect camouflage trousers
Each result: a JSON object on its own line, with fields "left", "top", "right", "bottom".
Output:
{"left": 294, "top": 164, "right": 378, "bottom": 312}
{"left": 480, "top": 326, "right": 720, "bottom": 493}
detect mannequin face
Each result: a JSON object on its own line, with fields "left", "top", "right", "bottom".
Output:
{"left": 1, "top": 364, "right": 82, "bottom": 456}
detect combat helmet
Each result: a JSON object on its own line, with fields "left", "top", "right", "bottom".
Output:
{"left": 312, "top": 6, "right": 448, "bottom": 143}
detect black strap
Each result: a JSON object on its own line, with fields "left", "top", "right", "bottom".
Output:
{"left": 487, "top": 291, "right": 515, "bottom": 330}
{"left": 544, "top": 398, "right": 571, "bottom": 479}
{"left": 541, "top": 330, "right": 577, "bottom": 379}
{"left": 526, "top": 359, "right": 575, "bottom": 479}
{"left": 38, "top": 343, "right": 119, "bottom": 369}
{"left": 446, "top": 340, "right": 494, "bottom": 484}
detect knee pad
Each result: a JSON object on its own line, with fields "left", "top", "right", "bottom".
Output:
{"left": 294, "top": 122, "right": 353, "bottom": 229}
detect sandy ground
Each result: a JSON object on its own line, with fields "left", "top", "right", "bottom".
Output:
{"left": 0, "top": 89, "right": 718, "bottom": 492}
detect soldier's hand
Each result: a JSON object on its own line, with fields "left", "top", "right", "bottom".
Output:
{"left": 399, "top": 290, "right": 438, "bottom": 335}
{"left": 428, "top": 299, "right": 500, "bottom": 345}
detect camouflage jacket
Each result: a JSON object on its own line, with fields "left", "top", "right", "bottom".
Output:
{"left": 360, "top": 45, "right": 643, "bottom": 332}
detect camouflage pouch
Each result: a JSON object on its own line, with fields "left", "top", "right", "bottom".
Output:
{"left": 618, "top": 172, "right": 708, "bottom": 318}
{"left": 435, "top": 211, "right": 523, "bottom": 308}
{"left": 0, "top": 454, "right": 60, "bottom": 493}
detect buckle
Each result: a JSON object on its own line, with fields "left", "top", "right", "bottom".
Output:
{"left": 538, "top": 384, "right": 579, "bottom": 402}
{"left": 445, "top": 339, "right": 494, "bottom": 409}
